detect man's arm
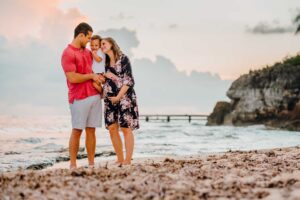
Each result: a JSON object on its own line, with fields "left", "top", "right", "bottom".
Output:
{"left": 62, "top": 50, "right": 101, "bottom": 84}
{"left": 65, "top": 72, "right": 101, "bottom": 84}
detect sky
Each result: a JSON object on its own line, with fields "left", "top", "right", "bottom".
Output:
{"left": 0, "top": 0, "right": 299, "bottom": 115}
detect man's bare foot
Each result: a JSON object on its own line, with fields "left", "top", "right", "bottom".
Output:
{"left": 88, "top": 164, "right": 95, "bottom": 169}
{"left": 70, "top": 165, "right": 77, "bottom": 170}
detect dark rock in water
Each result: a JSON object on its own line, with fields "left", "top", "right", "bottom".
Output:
{"left": 99, "top": 151, "right": 116, "bottom": 157}
{"left": 18, "top": 138, "right": 42, "bottom": 144}
{"left": 207, "top": 55, "right": 300, "bottom": 131}
{"left": 55, "top": 156, "right": 70, "bottom": 162}
{"left": 55, "top": 151, "right": 116, "bottom": 163}
{"left": 5, "top": 151, "right": 21, "bottom": 155}
{"left": 34, "top": 143, "right": 63, "bottom": 151}
{"left": 26, "top": 162, "right": 53, "bottom": 170}
{"left": 24, "top": 151, "right": 116, "bottom": 171}
{"left": 206, "top": 102, "right": 232, "bottom": 125}
{"left": 77, "top": 151, "right": 116, "bottom": 159}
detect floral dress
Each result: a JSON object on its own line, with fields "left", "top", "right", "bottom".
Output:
{"left": 103, "top": 54, "right": 139, "bottom": 130}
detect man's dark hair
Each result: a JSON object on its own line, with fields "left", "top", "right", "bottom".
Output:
{"left": 74, "top": 22, "right": 93, "bottom": 38}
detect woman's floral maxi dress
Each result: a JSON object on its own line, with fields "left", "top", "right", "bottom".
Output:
{"left": 103, "top": 54, "right": 139, "bottom": 130}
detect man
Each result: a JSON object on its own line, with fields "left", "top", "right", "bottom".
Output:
{"left": 61, "top": 22, "right": 103, "bottom": 169}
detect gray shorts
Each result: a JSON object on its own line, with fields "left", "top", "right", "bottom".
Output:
{"left": 69, "top": 95, "right": 102, "bottom": 130}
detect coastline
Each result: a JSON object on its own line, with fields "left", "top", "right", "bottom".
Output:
{"left": 1, "top": 146, "right": 300, "bottom": 199}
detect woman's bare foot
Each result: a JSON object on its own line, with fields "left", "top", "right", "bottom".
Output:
{"left": 122, "top": 160, "right": 131, "bottom": 165}
{"left": 115, "top": 160, "right": 123, "bottom": 164}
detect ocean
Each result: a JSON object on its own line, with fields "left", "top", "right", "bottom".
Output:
{"left": 1, "top": 115, "right": 300, "bottom": 172}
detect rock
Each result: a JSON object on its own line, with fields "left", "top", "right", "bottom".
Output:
{"left": 26, "top": 162, "right": 53, "bottom": 170}
{"left": 4, "top": 151, "right": 21, "bottom": 155}
{"left": 55, "top": 151, "right": 116, "bottom": 163}
{"left": 207, "top": 55, "right": 300, "bottom": 131}
{"left": 163, "top": 158, "right": 175, "bottom": 163}
{"left": 206, "top": 101, "right": 232, "bottom": 125}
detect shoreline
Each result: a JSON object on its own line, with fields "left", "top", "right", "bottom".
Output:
{"left": 1, "top": 146, "right": 300, "bottom": 199}
{"left": 41, "top": 145, "right": 300, "bottom": 171}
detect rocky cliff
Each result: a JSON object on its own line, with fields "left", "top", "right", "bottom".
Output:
{"left": 207, "top": 55, "right": 300, "bottom": 131}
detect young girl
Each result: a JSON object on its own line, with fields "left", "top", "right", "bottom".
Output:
{"left": 90, "top": 35, "right": 106, "bottom": 94}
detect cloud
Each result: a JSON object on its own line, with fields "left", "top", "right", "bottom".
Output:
{"left": 246, "top": 22, "right": 294, "bottom": 34}
{"left": 110, "top": 12, "right": 134, "bottom": 21}
{"left": 0, "top": 36, "right": 6, "bottom": 52}
{"left": 0, "top": 0, "right": 60, "bottom": 39}
{"left": 96, "top": 27, "right": 231, "bottom": 113}
{"left": 0, "top": 0, "right": 87, "bottom": 115}
{"left": 169, "top": 24, "right": 178, "bottom": 29}
{"left": 39, "top": 8, "right": 88, "bottom": 48}
{"left": 0, "top": 37, "right": 67, "bottom": 115}
{"left": 133, "top": 56, "right": 231, "bottom": 114}
{"left": 0, "top": 0, "right": 87, "bottom": 48}
{"left": 98, "top": 28, "right": 139, "bottom": 58}
{"left": 0, "top": 27, "right": 73, "bottom": 115}
{"left": 0, "top": 23, "right": 231, "bottom": 115}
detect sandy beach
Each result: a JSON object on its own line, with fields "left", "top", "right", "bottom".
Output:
{"left": 1, "top": 147, "right": 300, "bottom": 200}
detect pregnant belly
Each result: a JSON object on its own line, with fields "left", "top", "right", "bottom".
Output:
{"left": 103, "top": 82, "right": 119, "bottom": 97}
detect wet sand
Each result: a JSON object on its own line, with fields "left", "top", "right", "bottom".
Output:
{"left": 1, "top": 147, "right": 300, "bottom": 199}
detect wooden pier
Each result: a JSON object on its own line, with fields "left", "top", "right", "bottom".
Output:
{"left": 140, "top": 114, "right": 208, "bottom": 123}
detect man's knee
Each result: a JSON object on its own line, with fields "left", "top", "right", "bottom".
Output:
{"left": 85, "top": 127, "right": 96, "bottom": 134}
{"left": 72, "top": 128, "right": 82, "bottom": 136}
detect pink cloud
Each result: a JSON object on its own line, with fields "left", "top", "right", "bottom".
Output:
{"left": 39, "top": 8, "right": 88, "bottom": 47}
{"left": 0, "top": 0, "right": 87, "bottom": 46}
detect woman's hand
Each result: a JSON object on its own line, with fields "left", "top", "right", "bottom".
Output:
{"left": 105, "top": 72, "right": 119, "bottom": 81}
{"left": 91, "top": 74, "right": 101, "bottom": 84}
{"left": 109, "top": 96, "right": 121, "bottom": 104}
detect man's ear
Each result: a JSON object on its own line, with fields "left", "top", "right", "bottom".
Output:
{"left": 78, "top": 33, "right": 84, "bottom": 38}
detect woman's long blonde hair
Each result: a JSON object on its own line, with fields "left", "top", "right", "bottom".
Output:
{"left": 103, "top": 37, "right": 123, "bottom": 63}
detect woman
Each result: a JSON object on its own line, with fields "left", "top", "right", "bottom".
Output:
{"left": 101, "top": 37, "right": 139, "bottom": 165}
